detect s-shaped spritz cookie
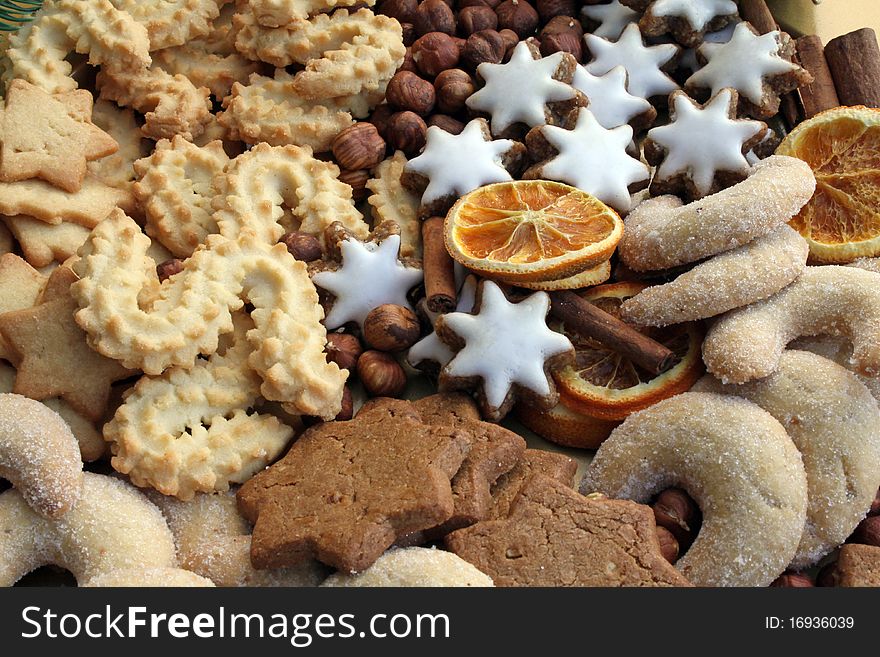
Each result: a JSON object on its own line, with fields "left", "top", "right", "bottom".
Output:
{"left": 466, "top": 41, "right": 584, "bottom": 137}
{"left": 644, "top": 88, "right": 767, "bottom": 200}
{"left": 401, "top": 118, "right": 526, "bottom": 219}
{"left": 570, "top": 65, "right": 656, "bottom": 131}
{"left": 581, "top": 1, "right": 640, "bottom": 40}
{"left": 685, "top": 22, "right": 813, "bottom": 118}
{"left": 434, "top": 280, "right": 574, "bottom": 421}
{"left": 621, "top": 0, "right": 739, "bottom": 47}
{"left": 524, "top": 108, "right": 650, "bottom": 212}
{"left": 584, "top": 23, "right": 681, "bottom": 100}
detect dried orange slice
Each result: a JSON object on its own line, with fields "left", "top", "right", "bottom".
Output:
{"left": 444, "top": 180, "right": 624, "bottom": 283}
{"left": 551, "top": 281, "right": 704, "bottom": 420}
{"left": 515, "top": 398, "right": 620, "bottom": 449}
{"left": 496, "top": 259, "right": 612, "bottom": 291}
{"left": 775, "top": 106, "right": 880, "bottom": 263}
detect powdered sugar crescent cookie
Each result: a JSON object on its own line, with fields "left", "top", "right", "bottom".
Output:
{"left": 618, "top": 155, "right": 816, "bottom": 271}
{"left": 0, "top": 473, "right": 177, "bottom": 586}
{"left": 622, "top": 0, "right": 739, "bottom": 48}
{"left": 644, "top": 88, "right": 767, "bottom": 200}
{"left": 466, "top": 41, "right": 583, "bottom": 136}
{"left": 620, "top": 224, "right": 809, "bottom": 326}
{"left": 213, "top": 142, "right": 368, "bottom": 246}
{"left": 82, "top": 567, "right": 215, "bottom": 587}
{"left": 366, "top": 151, "right": 421, "bottom": 258}
{"left": 105, "top": 314, "right": 295, "bottom": 500}
{"left": 4, "top": 0, "right": 151, "bottom": 95}
{"left": 581, "top": 392, "right": 808, "bottom": 587}
{"left": 0, "top": 393, "right": 82, "bottom": 519}
{"left": 322, "top": 547, "right": 494, "bottom": 587}
{"left": 685, "top": 22, "right": 813, "bottom": 118}
{"left": 694, "top": 351, "right": 880, "bottom": 568}
{"left": 703, "top": 266, "right": 880, "bottom": 383}
{"left": 790, "top": 335, "right": 880, "bottom": 402}
{"left": 72, "top": 210, "right": 347, "bottom": 418}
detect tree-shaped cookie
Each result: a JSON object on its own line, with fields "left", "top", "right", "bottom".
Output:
{"left": 236, "top": 402, "right": 471, "bottom": 572}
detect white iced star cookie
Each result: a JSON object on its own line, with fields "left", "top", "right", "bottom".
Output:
{"left": 570, "top": 65, "right": 656, "bottom": 131}
{"left": 524, "top": 108, "right": 650, "bottom": 213}
{"left": 645, "top": 88, "right": 767, "bottom": 200}
{"left": 311, "top": 226, "right": 423, "bottom": 330}
{"left": 466, "top": 41, "right": 583, "bottom": 136}
{"left": 407, "top": 276, "right": 477, "bottom": 373}
{"left": 581, "top": 0, "right": 639, "bottom": 40}
{"left": 685, "top": 22, "right": 813, "bottom": 118}
{"left": 584, "top": 23, "right": 681, "bottom": 100}
{"left": 679, "top": 20, "right": 740, "bottom": 74}
{"left": 622, "top": 0, "right": 739, "bottom": 47}
{"left": 401, "top": 118, "right": 526, "bottom": 219}
{"left": 435, "top": 280, "right": 574, "bottom": 421}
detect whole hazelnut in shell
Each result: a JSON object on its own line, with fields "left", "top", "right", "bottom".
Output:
{"left": 331, "top": 123, "right": 386, "bottom": 170}
{"left": 357, "top": 350, "right": 408, "bottom": 397}
{"left": 386, "top": 111, "right": 427, "bottom": 156}
{"left": 434, "top": 68, "right": 475, "bottom": 113}
{"left": 495, "top": 0, "right": 539, "bottom": 38}
{"left": 325, "top": 332, "right": 364, "bottom": 371}
{"left": 280, "top": 231, "right": 323, "bottom": 262}
{"left": 412, "top": 32, "right": 460, "bottom": 77}
{"left": 386, "top": 70, "right": 436, "bottom": 115}
{"left": 363, "top": 304, "right": 421, "bottom": 351}
{"left": 413, "top": 0, "right": 455, "bottom": 36}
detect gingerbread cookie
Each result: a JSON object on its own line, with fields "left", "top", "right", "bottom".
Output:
{"left": 622, "top": 0, "right": 739, "bottom": 48}
{"left": 570, "top": 65, "right": 656, "bottom": 131}
{"left": 488, "top": 449, "right": 577, "bottom": 520}
{"left": 644, "top": 89, "right": 767, "bottom": 200}
{"left": 835, "top": 544, "right": 880, "bottom": 587}
{"left": 685, "top": 22, "right": 813, "bottom": 118}
{"left": 401, "top": 118, "right": 526, "bottom": 219}
{"left": 584, "top": 23, "right": 681, "bottom": 100}
{"left": 524, "top": 107, "right": 650, "bottom": 212}
{"left": 435, "top": 280, "right": 574, "bottom": 422}
{"left": 237, "top": 401, "right": 471, "bottom": 572}
{"left": 446, "top": 475, "right": 691, "bottom": 587}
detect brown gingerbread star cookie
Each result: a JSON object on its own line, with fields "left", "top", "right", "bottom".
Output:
{"left": 446, "top": 475, "right": 692, "bottom": 587}
{"left": 0, "top": 79, "right": 119, "bottom": 193}
{"left": 835, "top": 544, "right": 880, "bottom": 587}
{"left": 236, "top": 402, "right": 471, "bottom": 573}
{"left": 488, "top": 448, "right": 578, "bottom": 520}
{"left": 0, "top": 269, "right": 134, "bottom": 421}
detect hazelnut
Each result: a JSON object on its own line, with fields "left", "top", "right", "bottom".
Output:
{"left": 770, "top": 572, "right": 815, "bottom": 588}
{"left": 535, "top": 0, "right": 576, "bottom": 22}
{"left": 338, "top": 168, "right": 370, "bottom": 202}
{"left": 434, "top": 68, "right": 475, "bottom": 113}
{"left": 498, "top": 28, "right": 519, "bottom": 53}
{"left": 335, "top": 385, "right": 355, "bottom": 421}
{"left": 413, "top": 0, "right": 455, "bottom": 36}
{"left": 458, "top": 5, "right": 498, "bottom": 37}
{"left": 280, "top": 231, "right": 323, "bottom": 262}
{"left": 495, "top": 0, "right": 539, "bottom": 38}
{"left": 385, "top": 111, "right": 427, "bottom": 155}
{"left": 851, "top": 515, "right": 880, "bottom": 547}
{"left": 459, "top": 0, "right": 502, "bottom": 8}
{"left": 156, "top": 258, "right": 184, "bottom": 282}
{"left": 398, "top": 48, "right": 418, "bottom": 74}
{"left": 653, "top": 488, "right": 699, "bottom": 548}
{"left": 539, "top": 16, "right": 583, "bottom": 60}
{"left": 462, "top": 29, "right": 506, "bottom": 69}
{"left": 363, "top": 304, "right": 421, "bottom": 351}
{"left": 377, "top": 0, "right": 418, "bottom": 24}
{"left": 357, "top": 350, "right": 408, "bottom": 397}
{"left": 870, "top": 487, "right": 880, "bottom": 516}
{"left": 655, "top": 525, "right": 679, "bottom": 563}
{"left": 427, "top": 113, "right": 465, "bottom": 134}
{"left": 386, "top": 70, "right": 436, "bottom": 115}
{"left": 331, "top": 122, "right": 386, "bottom": 170}
{"left": 401, "top": 22, "right": 417, "bottom": 47}
{"left": 411, "top": 32, "right": 460, "bottom": 77}
{"left": 816, "top": 561, "right": 839, "bottom": 587}
{"left": 369, "top": 103, "right": 395, "bottom": 139}
{"left": 325, "top": 332, "right": 363, "bottom": 371}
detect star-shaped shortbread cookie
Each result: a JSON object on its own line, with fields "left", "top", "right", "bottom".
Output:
{"left": 435, "top": 280, "right": 573, "bottom": 421}
{"left": 645, "top": 88, "right": 767, "bottom": 200}
{"left": 585, "top": 22, "right": 681, "bottom": 99}
{"left": 524, "top": 108, "right": 650, "bottom": 212}
{"left": 466, "top": 41, "right": 581, "bottom": 135}
{"left": 0, "top": 79, "right": 119, "bottom": 193}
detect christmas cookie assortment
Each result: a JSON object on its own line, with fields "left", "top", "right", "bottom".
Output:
{"left": 2, "top": 0, "right": 880, "bottom": 589}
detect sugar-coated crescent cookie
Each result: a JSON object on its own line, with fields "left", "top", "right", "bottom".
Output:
{"left": 321, "top": 547, "right": 494, "bottom": 587}
{"left": 620, "top": 224, "right": 809, "bottom": 326}
{"left": 0, "top": 473, "right": 177, "bottom": 586}
{"left": 581, "top": 392, "right": 808, "bottom": 587}
{"left": 0, "top": 393, "right": 82, "bottom": 519}
{"left": 694, "top": 351, "right": 880, "bottom": 568}
{"left": 618, "top": 156, "right": 816, "bottom": 272}
{"left": 82, "top": 567, "right": 215, "bottom": 587}
{"left": 703, "top": 266, "right": 880, "bottom": 383}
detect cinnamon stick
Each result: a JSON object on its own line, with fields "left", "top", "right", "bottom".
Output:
{"left": 738, "top": 0, "right": 776, "bottom": 35}
{"left": 550, "top": 290, "right": 675, "bottom": 376}
{"left": 796, "top": 35, "right": 841, "bottom": 117}
{"left": 825, "top": 28, "right": 880, "bottom": 107}
{"left": 422, "top": 216, "right": 457, "bottom": 313}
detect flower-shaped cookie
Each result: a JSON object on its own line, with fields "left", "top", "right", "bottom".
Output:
{"left": 622, "top": 0, "right": 739, "bottom": 47}
{"left": 570, "top": 65, "right": 656, "bottom": 131}
{"left": 685, "top": 22, "right": 813, "bottom": 118}
{"left": 466, "top": 41, "right": 583, "bottom": 136}
{"left": 401, "top": 118, "right": 526, "bottom": 219}
{"left": 644, "top": 88, "right": 767, "bottom": 200}
{"left": 524, "top": 108, "right": 650, "bottom": 212}
{"left": 584, "top": 23, "right": 681, "bottom": 100}
{"left": 435, "top": 280, "right": 574, "bottom": 422}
